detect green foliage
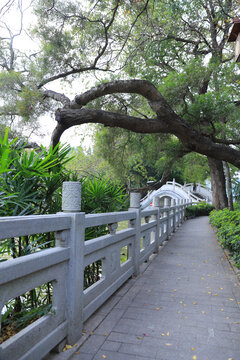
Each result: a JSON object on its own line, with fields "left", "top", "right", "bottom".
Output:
{"left": 0, "top": 130, "right": 72, "bottom": 339}
{"left": 0, "top": 129, "right": 129, "bottom": 337}
{"left": 209, "top": 209, "right": 240, "bottom": 267}
{"left": 1, "top": 284, "right": 53, "bottom": 342}
{"left": 0, "top": 128, "right": 18, "bottom": 175}
{"left": 81, "top": 176, "right": 127, "bottom": 214}
{"left": 182, "top": 153, "right": 209, "bottom": 183}
{"left": 93, "top": 124, "right": 211, "bottom": 187}
{"left": 70, "top": 175, "right": 128, "bottom": 289}
{"left": 233, "top": 181, "right": 240, "bottom": 204}
{"left": 93, "top": 126, "right": 188, "bottom": 187}
{"left": 16, "top": 87, "right": 43, "bottom": 121}
{"left": 186, "top": 202, "right": 215, "bottom": 219}
{"left": 81, "top": 175, "right": 128, "bottom": 243}
{"left": 0, "top": 130, "right": 71, "bottom": 219}
{"left": 66, "top": 144, "right": 118, "bottom": 181}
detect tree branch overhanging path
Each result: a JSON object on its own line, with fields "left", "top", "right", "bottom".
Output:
{"left": 46, "top": 79, "right": 240, "bottom": 169}
{"left": 2, "top": 0, "right": 240, "bottom": 192}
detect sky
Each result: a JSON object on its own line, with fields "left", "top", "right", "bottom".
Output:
{"left": 0, "top": 0, "right": 94, "bottom": 149}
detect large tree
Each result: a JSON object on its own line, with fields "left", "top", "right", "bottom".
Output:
{"left": 1, "top": 0, "right": 240, "bottom": 208}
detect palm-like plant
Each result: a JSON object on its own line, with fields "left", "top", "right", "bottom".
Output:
{"left": 0, "top": 130, "right": 128, "bottom": 340}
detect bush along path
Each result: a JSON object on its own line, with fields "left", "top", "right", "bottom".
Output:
{"left": 186, "top": 202, "right": 215, "bottom": 219}
{"left": 209, "top": 209, "right": 240, "bottom": 272}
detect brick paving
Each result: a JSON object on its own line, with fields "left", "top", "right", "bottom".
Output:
{"left": 64, "top": 217, "right": 240, "bottom": 360}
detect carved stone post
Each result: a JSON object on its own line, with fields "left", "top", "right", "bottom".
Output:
{"left": 183, "top": 199, "right": 187, "bottom": 221}
{"left": 129, "top": 192, "right": 141, "bottom": 276}
{"left": 172, "top": 178, "right": 176, "bottom": 192}
{"left": 171, "top": 198, "right": 176, "bottom": 232}
{"left": 152, "top": 196, "right": 161, "bottom": 252}
{"left": 60, "top": 181, "right": 85, "bottom": 344}
{"left": 180, "top": 199, "right": 184, "bottom": 223}
{"left": 176, "top": 199, "right": 180, "bottom": 227}
{"left": 62, "top": 181, "right": 81, "bottom": 212}
{"left": 163, "top": 197, "right": 170, "bottom": 239}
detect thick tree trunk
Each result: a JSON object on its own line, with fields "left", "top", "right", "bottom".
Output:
{"left": 223, "top": 161, "right": 234, "bottom": 211}
{"left": 208, "top": 157, "right": 228, "bottom": 210}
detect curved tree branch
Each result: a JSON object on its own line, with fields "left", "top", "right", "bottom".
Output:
{"left": 71, "top": 79, "right": 178, "bottom": 122}
{"left": 43, "top": 89, "right": 70, "bottom": 106}
{"left": 51, "top": 108, "right": 168, "bottom": 147}
{"left": 212, "top": 137, "right": 240, "bottom": 145}
{"left": 51, "top": 79, "right": 240, "bottom": 169}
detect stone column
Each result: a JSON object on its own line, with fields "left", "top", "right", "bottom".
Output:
{"left": 129, "top": 192, "right": 141, "bottom": 276}
{"left": 163, "top": 197, "right": 170, "bottom": 239}
{"left": 152, "top": 196, "right": 161, "bottom": 252}
{"left": 172, "top": 178, "right": 175, "bottom": 192}
{"left": 171, "top": 198, "right": 176, "bottom": 231}
{"left": 59, "top": 181, "right": 85, "bottom": 344}
{"left": 180, "top": 199, "right": 184, "bottom": 223}
{"left": 176, "top": 199, "right": 180, "bottom": 227}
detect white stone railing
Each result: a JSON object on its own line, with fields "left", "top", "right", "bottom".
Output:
{"left": 0, "top": 183, "right": 190, "bottom": 360}
{"left": 165, "top": 181, "right": 205, "bottom": 202}
{"left": 141, "top": 179, "right": 212, "bottom": 209}
{"left": 184, "top": 182, "right": 212, "bottom": 202}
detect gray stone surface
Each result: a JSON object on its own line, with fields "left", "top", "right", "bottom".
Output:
{"left": 53, "top": 217, "right": 240, "bottom": 360}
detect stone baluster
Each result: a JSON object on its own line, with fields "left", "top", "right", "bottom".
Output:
{"left": 171, "top": 198, "right": 176, "bottom": 232}
{"left": 172, "top": 178, "right": 176, "bottom": 191}
{"left": 180, "top": 199, "right": 184, "bottom": 223}
{"left": 163, "top": 197, "right": 170, "bottom": 239}
{"left": 128, "top": 192, "right": 141, "bottom": 276}
{"left": 176, "top": 199, "right": 180, "bottom": 227}
{"left": 152, "top": 196, "right": 161, "bottom": 252}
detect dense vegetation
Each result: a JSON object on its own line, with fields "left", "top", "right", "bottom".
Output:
{"left": 0, "top": 130, "right": 127, "bottom": 342}
{"left": 209, "top": 208, "right": 240, "bottom": 268}
{"left": 186, "top": 202, "right": 215, "bottom": 219}
{"left": 1, "top": 1, "right": 240, "bottom": 208}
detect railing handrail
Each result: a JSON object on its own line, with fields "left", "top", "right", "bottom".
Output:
{"left": 184, "top": 183, "right": 211, "bottom": 191}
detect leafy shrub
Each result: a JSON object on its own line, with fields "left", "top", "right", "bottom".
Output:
{"left": 209, "top": 209, "right": 240, "bottom": 267}
{"left": 0, "top": 129, "right": 128, "bottom": 337}
{"left": 81, "top": 176, "right": 127, "bottom": 215}
{"left": 233, "top": 181, "right": 240, "bottom": 204}
{"left": 186, "top": 202, "right": 215, "bottom": 218}
{"left": 80, "top": 176, "right": 127, "bottom": 288}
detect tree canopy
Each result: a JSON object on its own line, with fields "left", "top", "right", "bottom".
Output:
{"left": 1, "top": 0, "right": 240, "bottom": 206}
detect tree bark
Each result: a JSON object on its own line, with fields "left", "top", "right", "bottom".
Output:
{"left": 223, "top": 161, "right": 234, "bottom": 211}
{"left": 208, "top": 157, "right": 228, "bottom": 210}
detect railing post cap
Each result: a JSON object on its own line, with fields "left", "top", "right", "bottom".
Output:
{"left": 129, "top": 192, "right": 141, "bottom": 208}
{"left": 62, "top": 181, "right": 81, "bottom": 212}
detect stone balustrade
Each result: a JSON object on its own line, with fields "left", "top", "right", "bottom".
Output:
{"left": 0, "top": 182, "right": 190, "bottom": 360}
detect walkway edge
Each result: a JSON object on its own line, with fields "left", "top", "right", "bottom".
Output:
{"left": 44, "top": 238, "right": 172, "bottom": 360}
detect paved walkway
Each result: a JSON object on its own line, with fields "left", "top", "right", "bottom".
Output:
{"left": 59, "top": 217, "right": 240, "bottom": 360}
